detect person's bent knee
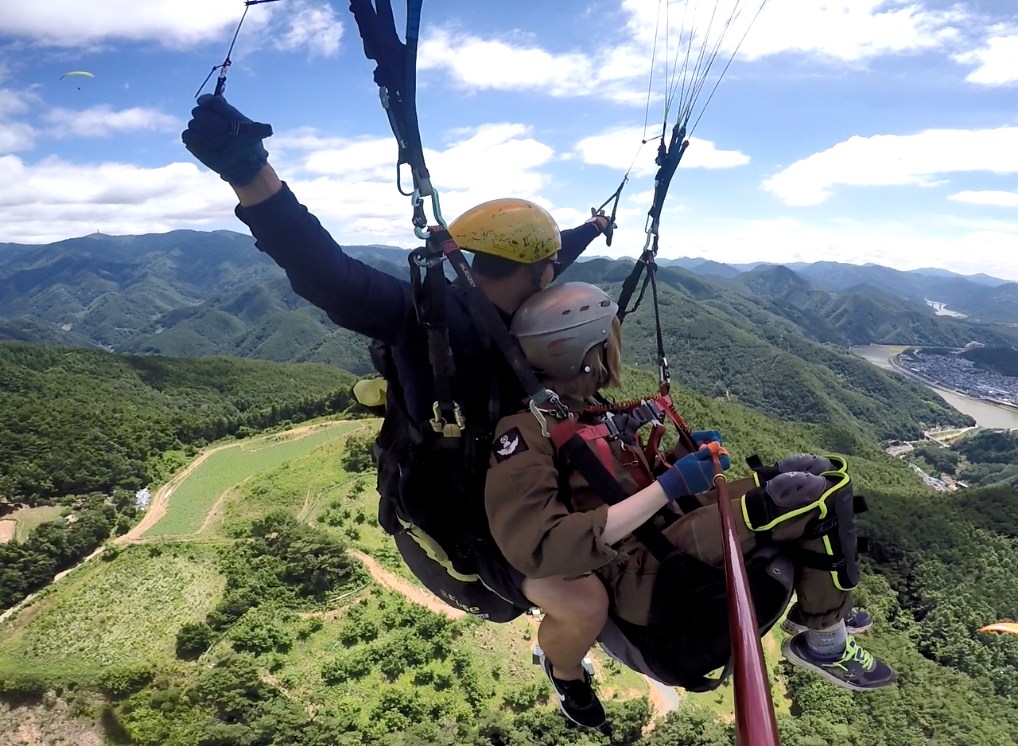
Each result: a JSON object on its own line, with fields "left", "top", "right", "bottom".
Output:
{"left": 524, "top": 575, "right": 608, "bottom": 625}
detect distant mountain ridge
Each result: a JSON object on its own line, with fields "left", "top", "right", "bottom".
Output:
{"left": 2, "top": 229, "right": 1016, "bottom": 440}
{"left": 663, "top": 256, "right": 1016, "bottom": 322}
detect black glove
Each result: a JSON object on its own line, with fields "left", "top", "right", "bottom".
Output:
{"left": 182, "top": 94, "right": 273, "bottom": 186}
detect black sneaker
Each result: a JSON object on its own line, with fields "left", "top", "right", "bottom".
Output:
{"left": 541, "top": 655, "right": 607, "bottom": 728}
{"left": 783, "top": 632, "right": 896, "bottom": 691}
{"left": 782, "top": 605, "right": 874, "bottom": 635}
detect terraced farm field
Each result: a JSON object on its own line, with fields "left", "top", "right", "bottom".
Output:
{"left": 145, "top": 420, "right": 368, "bottom": 537}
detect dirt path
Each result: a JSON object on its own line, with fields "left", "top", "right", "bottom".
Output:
{"left": 0, "top": 519, "right": 15, "bottom": 544}
{"left": 349, "top": 550, "right": 466, "bottom": 620}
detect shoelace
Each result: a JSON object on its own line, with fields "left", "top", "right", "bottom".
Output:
{"left": 837, "top": 638, "right": 874, "bottom": 670}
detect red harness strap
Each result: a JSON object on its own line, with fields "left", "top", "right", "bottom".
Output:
{"left": 549, "top": 415, "right": 656, "bottom": 489}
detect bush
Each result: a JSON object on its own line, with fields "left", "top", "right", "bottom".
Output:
{"left": 341, "top": 435, "right": 375, "bottom": 473}
{"left": 175, "top": 622, "right": 217, "bottom": 660}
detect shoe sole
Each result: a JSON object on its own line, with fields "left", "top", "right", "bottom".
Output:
{"left": 781, "top": 638, "right": 893, "bottom": 692}
{"left": 781, "top": 618, "right": 873, "bottom": 636}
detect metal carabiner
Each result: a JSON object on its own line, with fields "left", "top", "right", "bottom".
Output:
{"left": 412, "top": 188, "right": 447, "bottom": 239}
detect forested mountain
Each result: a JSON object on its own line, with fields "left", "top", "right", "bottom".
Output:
{"left": 2, "top": 230, "right": 1014, "bottom": 441}
{"left": 0, "top": 341, "right": 356, "bottom": 504}
{"left": 567, "top": 260, "right": 974, "bottom": 440}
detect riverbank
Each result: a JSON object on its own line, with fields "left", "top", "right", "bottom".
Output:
{"left": 851, "top": 345, "right": 1018, "bottom": 430}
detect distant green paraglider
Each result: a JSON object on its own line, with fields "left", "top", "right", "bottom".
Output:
{"left": 60, "top": 71, "right": 94, "bottom": 90}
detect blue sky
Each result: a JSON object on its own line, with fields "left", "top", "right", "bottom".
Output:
{"left": 2, "top": 0, "right": 1017, "bottom": 281}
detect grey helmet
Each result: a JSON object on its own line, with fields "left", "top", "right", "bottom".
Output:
{"left": 511, "top": 282, "right": 619, "bottom": 380}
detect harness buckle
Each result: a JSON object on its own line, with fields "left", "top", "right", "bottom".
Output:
{"left": 600, "top": 412, "right": 621, "bottom": 441}
{"left": 430, "top": 401, "right": 462, "bottom": 438}
{"left": 529, "top": 389, "right": 568, "bottom": 437}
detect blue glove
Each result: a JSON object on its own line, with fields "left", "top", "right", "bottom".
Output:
{"left": 690, "top": 430, "right": 723, "bottom": 448}
{"left": 182, "top": 94, "right": 273, "bottom": 186}
{"left": 657, "top": 446, "right": 731, "bottom": 501}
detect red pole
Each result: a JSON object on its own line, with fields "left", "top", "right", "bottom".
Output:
{"left": 713, "top": 461, "right": 781, "bottom": 746}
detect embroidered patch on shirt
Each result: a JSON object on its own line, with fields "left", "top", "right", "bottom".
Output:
{"left": 492, "top": 427, "right": 529, "bottom": 463}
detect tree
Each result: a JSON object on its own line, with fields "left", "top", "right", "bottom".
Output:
{"left": 176, "top": 622, "right": 217, "bottom": 660}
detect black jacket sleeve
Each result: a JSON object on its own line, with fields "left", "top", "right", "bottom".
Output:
{"left": 555, "top": 223, "right": 601, "bottom": 277}
{"left": 235, "top": 184, "right": 413, "bottom": 344}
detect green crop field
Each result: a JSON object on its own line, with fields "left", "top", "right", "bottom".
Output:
{"left": 0, "top": 544, "right": 224, "bottom": 677}
{"left": 146, "top": 420, "right": 369, "bottom": 538}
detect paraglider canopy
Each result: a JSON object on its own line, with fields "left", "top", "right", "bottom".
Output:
{"left": 60, "top": 71, "right": 94, "bottom": 90}
{"left": 980, "top": 622, "right": 1018, "bottom": 637}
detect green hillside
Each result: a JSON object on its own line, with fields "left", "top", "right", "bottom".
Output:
{"left": 2, "top": 356, "right": 1017, "bottom": 744}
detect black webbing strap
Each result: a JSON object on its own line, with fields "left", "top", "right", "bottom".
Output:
{"left": 428, "top": 227, "right": 569, "bottom": 420}
{"left": 409, "top": 236, "right": 460, "bottom": 437}
{"left": 558, "top": 434, "right": 676, "bottom": 562}
{"left": 348, "top": 0, "right": 432, "bottom": 204}
{"left": 647, "top": 122, "right": 689, "bottom": 236}
{"left": 616, "top": 251, "right": 654, "bottom": 324}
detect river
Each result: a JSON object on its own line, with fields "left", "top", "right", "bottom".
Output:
{"left": 851, "top": 345, "right": 1018, "bottom": 430}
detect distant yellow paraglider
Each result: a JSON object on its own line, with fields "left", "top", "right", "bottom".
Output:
{"left": 979, "top": 622, "right": 1018, "bottom": 637}
{"left": 59, "top": 71, "right": 95, "bottom": 90}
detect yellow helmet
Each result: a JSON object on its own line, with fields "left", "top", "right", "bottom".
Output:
{"left": 448, "top": 198, "right": 561, "bottom": 264}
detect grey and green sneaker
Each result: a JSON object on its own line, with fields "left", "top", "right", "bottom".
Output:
{"left": 782, "top": 605, "right": 874, "bottom": 636}
{"left": 782, "top": 633, "right": 896, "bottom": 691}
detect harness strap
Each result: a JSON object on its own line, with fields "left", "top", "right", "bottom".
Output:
{"left": 409, "top": 237, "right": 462, "bottom": 437}
{"left": 430, "top": 228, "right": 569, "bottom": 423}
{"left": 348, "top": 0, "right": 432, "bottom": 202}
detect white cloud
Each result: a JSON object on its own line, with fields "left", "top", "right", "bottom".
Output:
{"left": 431, "top": 124, "right": 554, "bottom": 191}
{"left": 574, "top": 127, "right": 748, "bottom": 175}
{"left": 0, "top": 155, "right": 235, "bottom": 242}
{"left": 418, "top": 1, "right": 967, "bottom": 108}
{"left": 594, "top": 210, "right": 1018, "bottom": 283}
{"left": 736, "top": 0, "right": 964, "bottom": 61}
{"left": 43, "top": 106, "right": 179, "bottom": 139}
{"left": 0, "top": 89, "right": 32, "bottom": 117}
{"left": 763, "top": 127, "right": 1018, "bottom": 206}
{"left": 272, "top": 1, "right": 344, "bottom": 58}
{"left": 954, "top": 31, "right": 1018, "bottom": 85}
{"left": 0, "top": 1, "right": 259, "bottom": 48}
{"left": 295, "top": 136, "right": 394, "bottom": 180}
{"left": 0, "top": 120, "right": 562, "bottom": 249}
{"left": 419, "top": 28, "right": 599, "bottom": 97}
{"left": 948, "top": 189, "right": 1018, "bottom": 207}
{"left": 0, "top": 123, "right": 36, "bottom": 154}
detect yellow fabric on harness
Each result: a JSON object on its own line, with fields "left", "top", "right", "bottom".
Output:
{"left": 353, "top": 378, "right": 388, "bottom": 408}
{"left": 398, "top": 518, "right": 480, "bottom": 583}
{"left": 741, "top": 470, "right": 855, "bottom": 592}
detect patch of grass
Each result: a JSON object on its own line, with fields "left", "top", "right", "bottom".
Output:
{"left": 0, "top": 544, "right": 225, "bottom": 676}
{"left": 147, "top": 421, "right": 366, "bottom": 537}
{"left": 213, "top": 422, "right": 380, "bottom": 538}
{"left": 8, "top": 505, "right": 65, "bottom": 541}
{"left": 270, "top": 585, "right": 648, "bottom": 733}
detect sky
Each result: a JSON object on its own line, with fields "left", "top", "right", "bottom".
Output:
{"left": 1, "top": 0, "right": 1017, "bottom": 282}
